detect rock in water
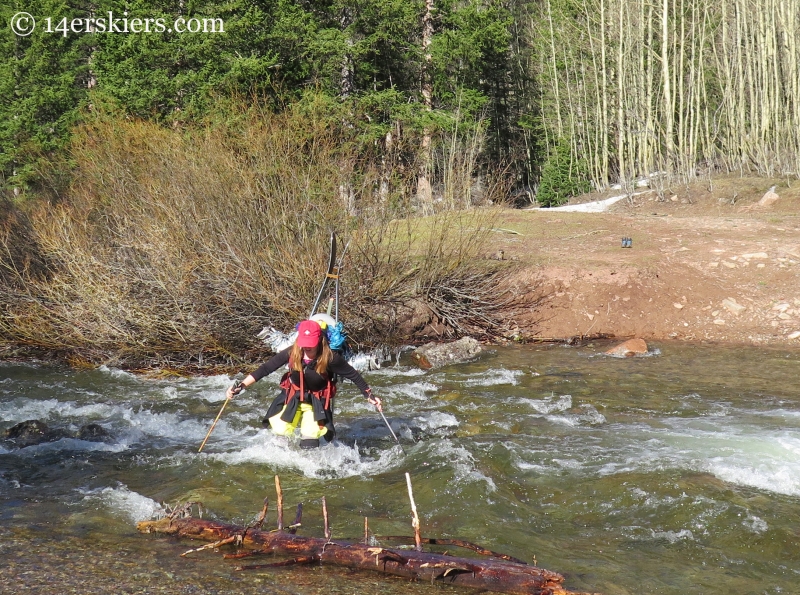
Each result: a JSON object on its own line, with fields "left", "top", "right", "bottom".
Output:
{"left": 4, "top": 419, "right": 70, "bottom": 447}
{"left": 4, "top": 419, "right": 113, "bottom": 447}
{"left": 5, "top": 419, "right": 49, "bottom": 441}
{"left": 604, "top": 338, "right": 648, "bottom": 357}
{"left": 77, "top": 423, "right": 112, "bottom": 442}
{"left": 412, "top": 337, "right": 482, "bottom": 369}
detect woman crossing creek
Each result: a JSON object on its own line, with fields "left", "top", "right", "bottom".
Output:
{"left": 224, "top": 318, "right": 382, "bottom": 449}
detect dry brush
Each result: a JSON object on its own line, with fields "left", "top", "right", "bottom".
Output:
{"left": 0, "top": 104, "right": 515, "bottom": 368}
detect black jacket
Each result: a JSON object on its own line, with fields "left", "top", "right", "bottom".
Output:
{"left": 253, "top": 347, "right": 372, "bottom": 438}
{"left": 250, "top": 347, "right": 371, "bottom": 398}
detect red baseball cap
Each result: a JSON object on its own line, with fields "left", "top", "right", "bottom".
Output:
{"left": 296, "top": 320, "right": 323, "bottom": 348}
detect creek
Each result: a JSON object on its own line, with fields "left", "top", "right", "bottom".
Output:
{"left": 1, "top": 342, "right": 799, "bottom": 595}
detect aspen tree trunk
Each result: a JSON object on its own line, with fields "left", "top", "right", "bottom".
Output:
{"left": 616, "top": 0, "right": 626, "bottom": 185}
{"left": 583, "top": 0, "right": 603, "bottom": 185}
{"left": 753, "top": 0, "right": 765, "bottom": 167}
{"left": 562, "top": 45, "right": 577, "bottom": 159}
{"left": 699, "top": 1, "right": 713, "bottom": 167}
{"left": 734, "top": 0, "right": 746, "bottom": 173}
{"left": 661, "top": 0, "right": 675, "bottom": 171}
{"left": 546, "top": 0, "right": 563, "bottom": 138}
{"left": 379, "top": 131, "right": 392, "bottom": 204}
{"left": 763, "top": 0, "right": 774, "bottom": 157}
{"left": 635, "top": 0, "right": 646, "bottom": 175}
{"left": 686, "top": 0, "right": 698, "bottom": 173}
{"left": 744, "top": 0, "right": 758, "bottom": 168}
{"left": 514, "top": 9, "right": 537, "bottom": 189}
{"left": 719, "top": 0, "right": 737, "bottom": 170}
{"left": 782, "top": 0, "right": 800, "bottom": 173}
{"left": 675, "top": 0, "right": 686, "bottom": 175}
{"left": 771, "top": 0, "right": 784, "bottom": 164}
{"left": 599, "top": 0, "right": 610, "bottom": 186}
{"left": 644, "top": 1, "right": 656, "bottom": 177}
{"left": 339, "top": 6, "right": 356, "bottom": 212}
{"left": 417, "top": 0, "right": 434, "bottom": 212}
{"left": 767, "top": 0, "right": 782, "bottom": 171}
{"left": 580, "top": 60, "right": 601, "bottom": 184}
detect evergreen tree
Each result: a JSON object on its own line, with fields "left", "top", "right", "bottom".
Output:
{"left": 1, "top": 0, "right": 534, "bottom": 197}
{"left": 535, "top": 137, "right": 591, "bottom": 207}
{"left": 0, "top": 0, "right": 90, "bottom": 193}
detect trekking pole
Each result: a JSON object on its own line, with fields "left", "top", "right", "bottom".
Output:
{"left": 198, "top": 380, "right": 240, "bottom": 453}
{"left": 377, "top": 409, "right": 405, "bottom": 453}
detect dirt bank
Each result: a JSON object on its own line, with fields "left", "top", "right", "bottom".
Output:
{"left": 492, "top": 175, "right": 800, "bottom": 347}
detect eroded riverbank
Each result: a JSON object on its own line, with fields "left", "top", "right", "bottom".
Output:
{"left": 490, "top": 177, "right": 800, "bottom": 347}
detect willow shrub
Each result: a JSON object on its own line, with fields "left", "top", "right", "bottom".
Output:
{"left": 0, "top": 102, "right": 512, "bottom": 367}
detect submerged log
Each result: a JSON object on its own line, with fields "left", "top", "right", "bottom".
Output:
{"left": 139, "top": 475, "right": 597, "bottom": 595}
{"left": 372, "top": 535, "right": 527, "bottom": 565}
{"left": 138, "top": 516, "right": 595, "bottom": 595}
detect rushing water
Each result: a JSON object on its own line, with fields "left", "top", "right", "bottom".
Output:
{"left": 1, "top": 342, "right": 799, "bottom": 595}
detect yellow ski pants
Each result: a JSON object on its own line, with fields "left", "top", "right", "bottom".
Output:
{"left": 268, "top": 402, "right": 328, "bottom": 439}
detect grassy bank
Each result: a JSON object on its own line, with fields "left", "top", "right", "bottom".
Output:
{"left": 0, "top": 103, "right": 514, "bottom": 370}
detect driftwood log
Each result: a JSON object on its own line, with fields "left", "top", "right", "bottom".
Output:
{"left": 137, "top": 476, "right": 598, "bottom": 595}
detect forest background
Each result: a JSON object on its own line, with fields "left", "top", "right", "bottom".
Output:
{"left": 1, "top": 0, "right": 799, "bottom": 369}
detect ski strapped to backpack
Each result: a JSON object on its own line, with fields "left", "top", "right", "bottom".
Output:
{"left": 310, "top": 231, "right": 338, "bottom": 318}
{"left": 310, "top": 231, "right": 351, "bottom": 322}
{"left": 307, "top": 230, "right": 350, "bottom": 354}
